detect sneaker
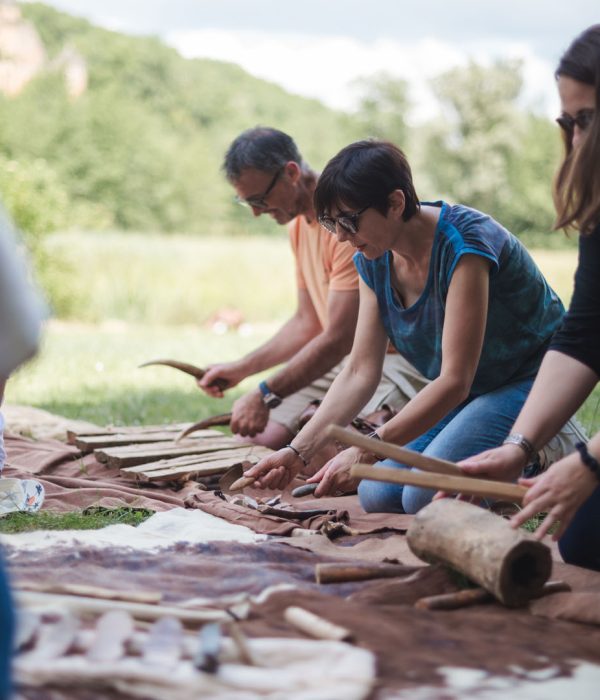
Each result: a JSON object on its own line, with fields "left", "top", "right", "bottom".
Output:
{"left": 537, "top": 416, "right": 588, "bottom": 472}
{"left": 0, "top": 478, "right": 45, "bottom": 515}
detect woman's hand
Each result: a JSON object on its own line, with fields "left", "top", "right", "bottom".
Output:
{"left": 458, "top": 443, "right": 529, "bottom": 482}
{"left": 510, "top": 454, "right": 598, "bottom": 540}
{"left": 306, "top": 446, "right": 376, "bottom": 497}
{"left": 244, "top": 447, "right": 304, "bottom": 491}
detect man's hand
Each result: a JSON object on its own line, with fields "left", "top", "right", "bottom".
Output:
{"left": 230, "top": 391, "right": 269, "bottom": 437}
{"left": 307, "top": 446, "right": 375, "bottom": 497}
{"left": 197, "top": 363, "right": 246, "bottom": 398}
{"left": 510, "top": 455, "right": 598, "bottom": 540}
{"left": 245, "top": 447, "right": 305, "bottom": 490}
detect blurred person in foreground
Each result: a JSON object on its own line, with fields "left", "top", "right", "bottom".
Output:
{"left": 459, "top": 25, "right": 600, "bottom": 571}
{"left": 244, "top": 138, "right": 583, "bottom": 512}
{"left": 0, "top": 204, "right": 44, "bottom": 697}
{"left": 198, "top": 127, "right": 429, "bottom": 460}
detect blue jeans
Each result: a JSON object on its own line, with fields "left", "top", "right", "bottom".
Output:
{"left": 0, "top": 552, "right": 13, "bottom": 700}
{"left": 358, "top": 378, "right": 534, "bottom": 514}
{"left": 558, "top": 484, "right": 600, "bottom": 571}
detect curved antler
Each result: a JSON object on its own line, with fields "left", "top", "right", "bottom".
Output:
{"left": 138, "top": 359, "right": 206, "bottom": 379}
{"left": 175, "top": 413, "right": 233, "bottom": 442}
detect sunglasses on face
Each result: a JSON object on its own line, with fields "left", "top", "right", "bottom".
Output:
{"left": 556, "top": 109, "right": 595, "bottom": 135}
{"left": 318, "top": 205, "right": 370, "bottom": 235}
{"left": 236, "top": 167, "right": 284, "bottom": 210}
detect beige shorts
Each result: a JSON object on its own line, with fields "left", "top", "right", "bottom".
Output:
{"left": 270, "top": 353, "right": 430, "bottom": 435}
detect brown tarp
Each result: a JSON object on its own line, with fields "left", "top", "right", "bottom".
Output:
{"left": 4, "top": 431, "right": 600, "bottom": 698}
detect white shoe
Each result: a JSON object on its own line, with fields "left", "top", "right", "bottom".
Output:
{"left": 0, "top": 478, "right": 45, "bottom": 515}
{"left": 536, "top": 416, "right": 588, "bottom": 472}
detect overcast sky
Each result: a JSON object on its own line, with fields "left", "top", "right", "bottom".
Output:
{"left": 28, "top": 1, "right": 600, "bottom": 120}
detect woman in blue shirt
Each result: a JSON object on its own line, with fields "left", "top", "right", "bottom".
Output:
{"left": 245, "top": 139, "right": 565, "bottom": 514}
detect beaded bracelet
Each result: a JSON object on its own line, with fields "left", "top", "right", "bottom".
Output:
{"left": 575, "top": 442, "right": 600, "bottom": 482}
{"left": 284, "top": 444, "right": 309, "bottom": 469}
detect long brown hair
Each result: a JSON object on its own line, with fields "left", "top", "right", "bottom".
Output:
{"left": 554, "top": 25, "right": 600, "bottom": 234}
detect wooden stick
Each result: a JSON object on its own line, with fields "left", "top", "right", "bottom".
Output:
{"left": 415, "top": 588, "right": 493, "bottom": 610}
{"left": 284, "top": 606, "right": 353, "bottom": 642}
{"left": 327, "top": 425, "right": 463, "bottom": 476}
{"left": 14, "top": 581, "right": 162, "bottom": 605}
{"left": 315, "top": 563, "right": 412, "bottom": 584}
{"left": 15, "top": 591, "right": 230, "bottom": 625}
{"left": 351, "top": 463, "right": 527, "bottom": 503}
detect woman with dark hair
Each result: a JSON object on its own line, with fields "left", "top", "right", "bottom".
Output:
{"left": 460, "top": 25, "right": 600, "bottom": 571}
{"left": 244, "top": 134, "right": 577, "bottom": 514}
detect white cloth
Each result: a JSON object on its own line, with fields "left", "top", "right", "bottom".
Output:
{"left": 0, "top": 507, "right": 266, "bottom": 552}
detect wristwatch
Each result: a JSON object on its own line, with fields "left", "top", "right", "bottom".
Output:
{"left": 258, "top": 380, "right": 283, "bottom": 409}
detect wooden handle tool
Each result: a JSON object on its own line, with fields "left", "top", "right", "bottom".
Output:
{"left": 327, "top": 425, "right": 462, "bottom": 476}
{"left": 228, "top": 475, "right": 256, "bottom": 492}
{"left": 351, "top": 463, "right": 527, "bottom": 503}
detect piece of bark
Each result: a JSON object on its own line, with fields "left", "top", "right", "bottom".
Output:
{"left": 74, "top": 429, "right": 221, "bottom": 452}
{"left": 284, "top": 606, "right": 354, "bottom": 642}
{"left": 96, "top": 437, "right": 254, "bottom": 468}
{"left": 407, "top": 500, "right": 552, "bottom": 607}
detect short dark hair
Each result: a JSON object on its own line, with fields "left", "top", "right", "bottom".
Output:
{"left": 314, "top": 140, "right": 420, "bottom": 221}
{"left": 223, "top": 127, "right": 303, "bottom": 182}
{"left": 554, "top": 25, "right": 600, "bottom": 234}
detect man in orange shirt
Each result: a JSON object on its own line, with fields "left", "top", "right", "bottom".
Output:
{"left": 198, "top": 127, "right": 428, "bottom": 453}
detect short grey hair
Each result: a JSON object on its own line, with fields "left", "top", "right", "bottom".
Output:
{"left": 223, "top": 127, "right": 304, "bottom": 182}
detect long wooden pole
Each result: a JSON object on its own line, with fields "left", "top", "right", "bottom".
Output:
{"left": 351, "top": 463, "right": 527, "bottom": 503}
{"left": 327, "top": 425, "right": 463, "bottom": 476}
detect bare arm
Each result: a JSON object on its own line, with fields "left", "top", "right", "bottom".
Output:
{"left": 245, "top": 278, "right": 388, "bottom": 485}
{"left": 264, "top": 288, "right": 358, "bottom": 398}
{"left": 199, "top": 287, "right": 324, "bottom": 396}
{"left": 461, "top": 351, "right": 598, "bottom": 481}
{"left": 226, "top": 287, "right": 359, "bottom": 438}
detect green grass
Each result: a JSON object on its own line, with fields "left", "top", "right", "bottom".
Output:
{"left": 0, "top": 507, "right": 153, "bottom": 534}
{"left": 6, "top": 320, "right": 275, "bottom": 425}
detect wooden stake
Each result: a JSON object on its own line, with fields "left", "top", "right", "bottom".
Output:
{"left": 284, "top": 606, "right": 354, "bottom": 642}
{"left": 351, "top": 463, "right": 527, "bottom": 503}
{"left": 315, "top": 562, "right": 412, "bottom": 584}
{"left": 328, "top": 425, "right": 463, "bottom": 476}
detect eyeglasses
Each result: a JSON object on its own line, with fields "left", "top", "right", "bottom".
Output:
{"left": 318, "top": 206, "right": 370, "bottom": 235}
{"left": 236, "top": 167, "right": 284, "bottom": 210}
{"left": 556, "top": 109, "right": 595, "bottom": 135}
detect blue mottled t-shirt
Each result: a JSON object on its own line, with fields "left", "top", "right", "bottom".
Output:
{"left": 354, "top": 202, "right": 564, "bottom": 395}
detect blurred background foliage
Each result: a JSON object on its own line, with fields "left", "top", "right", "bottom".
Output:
{"left": 1, "top": 2, "right": 575, "bottom": 323}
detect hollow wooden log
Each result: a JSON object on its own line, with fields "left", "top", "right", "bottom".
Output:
{"left": 315, "top": 562, "right": 413, "bottom": 584}
{"left": 406, "top": 499, "right": 552, "bottom": 608}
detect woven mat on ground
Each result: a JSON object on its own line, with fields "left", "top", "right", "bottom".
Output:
{"left": 5, "top": 540, "right": 600, "bottom": 699}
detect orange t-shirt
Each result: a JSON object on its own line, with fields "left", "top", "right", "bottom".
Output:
{"left": 288, "top": 215, "right": 358, "bottom": 329}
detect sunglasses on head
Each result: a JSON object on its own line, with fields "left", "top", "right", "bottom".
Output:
{"left": 236, "top": 166, "right": 284, "bottom": 210}
{"left": 318, "top": 205, "right": 370, "bottom": 235}
{"left": 556, "top": 109, "right": 595, "bottom": 134}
